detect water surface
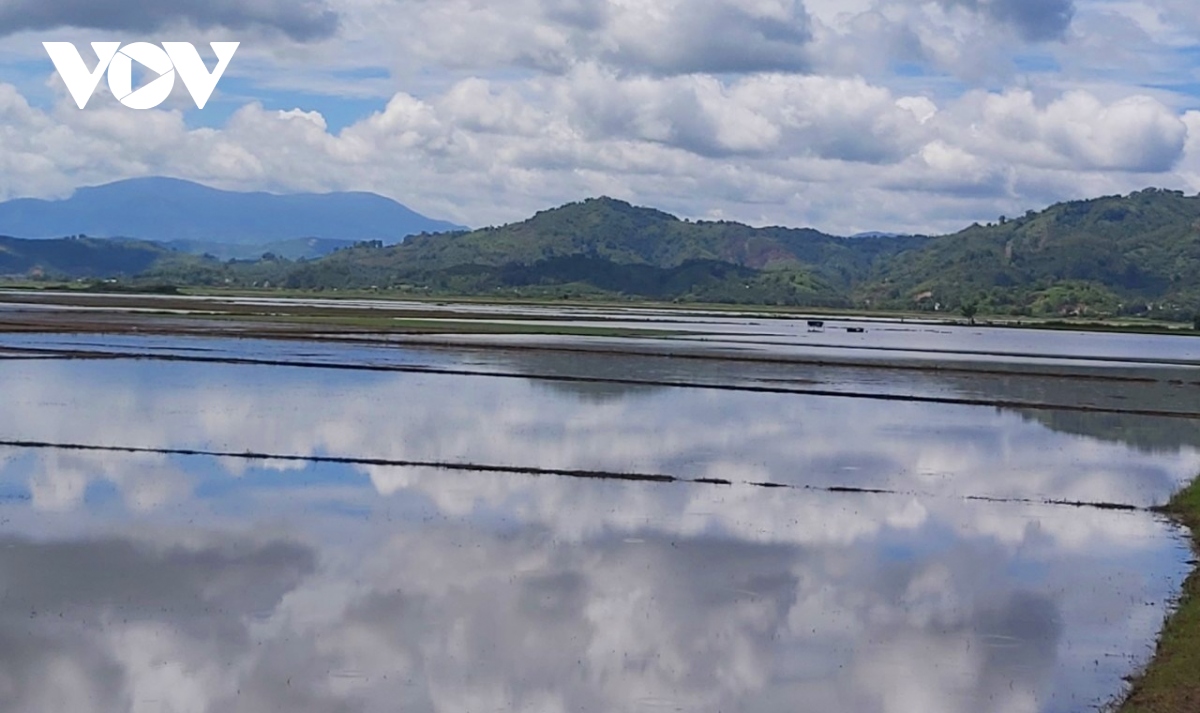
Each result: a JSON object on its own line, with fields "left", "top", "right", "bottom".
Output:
{"left": 0, "top": 336, "right": 1195, "bottom": 713}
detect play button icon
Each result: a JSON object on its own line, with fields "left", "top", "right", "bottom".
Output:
{"left": 106, "top": 42, "right": 175, "bottom": 110}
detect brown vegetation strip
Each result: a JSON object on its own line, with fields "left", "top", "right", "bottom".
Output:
{"left": 0, "top": 438, "right": 1153, "bottom": 513}
{"left": 4, "top": 344, "right": 1200, "bottom": 420}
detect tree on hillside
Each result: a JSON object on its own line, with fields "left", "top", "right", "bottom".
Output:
{"left": 961, "top": 301, "right": 979, "bottom": 325}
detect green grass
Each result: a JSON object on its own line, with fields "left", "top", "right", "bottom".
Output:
{"left": 1120, "top": 477, "right": 1200, "bottom": 712}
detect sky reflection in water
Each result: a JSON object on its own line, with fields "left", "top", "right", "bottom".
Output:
{"left": 0, "top": 348, "right": 1194, "bottom": 713}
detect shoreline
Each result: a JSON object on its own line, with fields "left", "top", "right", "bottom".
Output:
{"left": 1, "top": 289, "right": 1199, "bottom": 371}
{"left": 1120, "top": 477, "right": 1200, "bottom": 712}
{"left": 3, "top": 284, "right": 1200, "bottom": 338}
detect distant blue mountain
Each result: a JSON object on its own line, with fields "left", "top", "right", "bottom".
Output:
{"left": 0, "top": 177, "right": 465, "bottom": 244}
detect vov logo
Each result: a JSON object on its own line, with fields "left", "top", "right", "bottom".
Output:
{"left": 43, "top": 42, "right": 239, "bottom": 110}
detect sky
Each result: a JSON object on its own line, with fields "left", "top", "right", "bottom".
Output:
{"left": 0, "top": 0, "right": 1199, "bottom": 235}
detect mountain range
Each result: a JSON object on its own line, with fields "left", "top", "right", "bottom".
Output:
{"left": 3, "top": 184, "right": 1200, "bottom": 320}
{"left": 0, "top": 177, "right": 464, "bottom": 247}
{"left": 275, "top": 197, "right": 928, "bottom": 306}
{"left": 270, "top": 189, "right": 1200, "bottom": 318}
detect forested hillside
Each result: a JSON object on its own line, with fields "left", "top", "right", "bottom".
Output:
{"left": 6, "top": 189, "right": 1200, "bottom": 318}
{"left": 858, "top": 188, "right": 1200, "bottom": 317}
{"left": 0, "top": 235, "right": 171, "bottom": 278}
{"left": 267, "top": 197, "right": 928, "bottom": 306}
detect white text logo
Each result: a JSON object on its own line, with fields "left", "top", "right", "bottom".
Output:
{"left": 43, "top": 41, "right": 239, "bottom": 110}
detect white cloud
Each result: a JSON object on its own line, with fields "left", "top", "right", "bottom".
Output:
{"left": 0, "top": 0, "right": 340, "bottom": 41}
{"left": 948, "top": 88, "right": 1187, "bottom": 172}
{"left": 3, "top": 63, "right": 1196, "bottom": 235}
{"left": 351, "top": 0, "right": 813, "bottom": 76}
{"left": 0, "top": 1, "right": 1197, "bottom": 234}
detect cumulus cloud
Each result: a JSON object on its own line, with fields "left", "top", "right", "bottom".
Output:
{"left": 949, "top": 89, "right": 1187, "bottom": 172}
{"left": 0, "top": 1, "right": 1194, "bottom": 234}
{"left": 0, "top": 0, "right": 339, "bottom": 41}
{"left": 591, "top": 0, "right": 814, "bottom": 75}
{"left": 560, "top": 69, "right": 932, "bottom": 161}
{"left": 802, "top": 0, "right": 1083, "bottom": 83}
{"left": 381, "top": 0, "right": 813, "bottom": 76}
{"left": 369, "top": 0, "right": 1064, "bottom": 82}
{"left": 944, "top": 0, "right": 1076, "bottom": 41}
{"left": 0, "top": 0, "right": 1190, "bottom": 232}
{"left": 3, "top": 62, "right": 1196, "bottom": 235}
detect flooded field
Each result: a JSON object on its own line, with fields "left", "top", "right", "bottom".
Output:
{"left": 1, "top": 299, "right": 1199, "bottom": 712}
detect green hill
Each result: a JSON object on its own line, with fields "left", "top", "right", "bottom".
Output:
{"left": 0, "top": 235, "right": 173, "bottom": 279}
{"left": 270, "top": 197, "right": 928, "bottom": 305}
{"left": 356, "top": 196, "right": 927, "bottom": 275}
{"left": 858, "top": 188, "right": 1200, "bottom": 317}
{"left": 12, "top": 188, "right": 1200, "bottom": 317}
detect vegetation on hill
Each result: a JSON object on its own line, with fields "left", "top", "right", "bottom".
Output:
{"left": 6, "top": 188, "right": 1200, "bottom": 318}
{"left": 859, "top": 188, "right": 1200, "bottom": 318}
{"left": 383, "top": 197, "right": 926, "bottom": 277}
{"left": 165, "top": 196, "right": 927, "bottom": 306}
{"left": 167, "top": 237, "right": 355, "bottom": 261}
{"left": 0, "top": 235, "right": 171, "bottom": 278}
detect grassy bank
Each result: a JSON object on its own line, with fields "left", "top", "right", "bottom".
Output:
{"left": 1120, "top": 477, "right": 1200, "bottom": 712}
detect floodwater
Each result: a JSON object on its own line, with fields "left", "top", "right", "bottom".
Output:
{"left": 0, "top": 328, "right": 1197, "bottom": 713}
{"left": 6, "top": 290, "right": 1200, "bottom": 369}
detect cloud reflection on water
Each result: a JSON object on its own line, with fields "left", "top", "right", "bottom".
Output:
{"left": 0, "top": 354, "right": 1192, "bottom": 712}
{"left": 0, "top": 489, "right": 1181, "bottom": 713}
{"left": 1, "top": 358, "right": 1198, "bottom": 512}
